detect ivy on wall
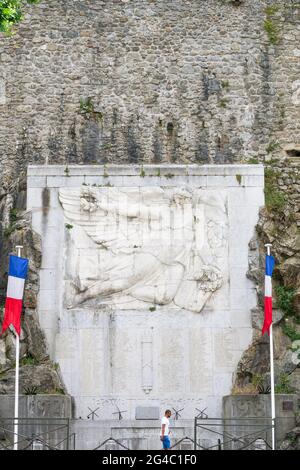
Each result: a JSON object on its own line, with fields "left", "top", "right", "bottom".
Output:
{"left": 0, "top": 0, "right": 40, "bottom": 34}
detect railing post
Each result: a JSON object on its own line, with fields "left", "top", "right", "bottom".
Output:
{"left": 194, "top": 417, "right": 197, "bottom": 450}
{"left": 66, "top": 418, "right": 70, "bottom": 450}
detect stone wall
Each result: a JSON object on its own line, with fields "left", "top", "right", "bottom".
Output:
{"left": 0, "top": 0, "right": 299, "bottom": 191}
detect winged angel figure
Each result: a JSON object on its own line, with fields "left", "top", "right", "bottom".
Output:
{"left": 59, "top": 186, "right": 227, "bottom": 313}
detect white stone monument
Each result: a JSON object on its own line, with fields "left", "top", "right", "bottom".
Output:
{"left": 27, "top": 164, "right": 264, "bottom": 422}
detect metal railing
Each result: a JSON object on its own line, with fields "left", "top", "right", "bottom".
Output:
{"left": 194, "top": 417, "right": 275, "bottom": 450}
{"left": 0, "top": 418, "right": 74, "bottom": 450}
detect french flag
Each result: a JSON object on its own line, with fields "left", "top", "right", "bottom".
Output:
{"left": 1, "top": 255, "right": 29, "bottom": 337}
{"left": 262, "top": 254, "right": 275, "bottom": 336}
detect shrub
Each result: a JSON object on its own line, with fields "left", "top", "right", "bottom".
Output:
{"left": 275, "top": 286, "right": 296, "bottom": 317}
{"left": 0, "top": 0, "right": 40, "bottom": 34}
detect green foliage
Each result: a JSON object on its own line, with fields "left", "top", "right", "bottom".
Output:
{"left": 281, "top": 321, "right": 300, "bottom": 342}
{"left": 275, "top": 373, "right": 295, "bottom": 394}
{"left": 264, "top": 5, "right": 280, "bottom": 16}
{"left": 9, "top": 208, "right": 18, "bottom": 223}
{"left": 0, "top": 0, "right": 40, "bottom": 34}
{"left": 275, "top": 286, "right": 296, "bottom": 317}
{"left": 264, "top": 167, "right": 286, "bottom": 212}
{"left": 65, "top": 223, "right": 73, "bottom": 230}
{"left": 266, "top": 140, "right": 280, "bottom": 154}
{"left": 3, "top": 225, "right": 16, "bottom": 238}
{"left": 24, "top": 385, "right": 38, "bottom": 395}
{"left": 235, "top": 174, "right": 242, "bottom": 185}
{"left": 247, "top": 157, "right": 259, "bottom": 164}
{"left": 20, "top": 355, "right": 38, "bottom": 366}
{"left": 80, "top": 98, "right": 103, "bottom": 122}
{"left": 149, "top": 306, "right": 156, "bottom": 312}
{"left": 264, "top": 5, "right": 281, "bottom": 45}
{"left": 251, "top": 373, "right": 270, "bottom": 394}
{"left": 3, "top": 207, "right": 19, "bottom": 237}
{"left": 219, "top": 98, "right": 229, "bottom": 108}
{"left": 221, "top": 80, "right": 230, "bottom": 90}
{"left": 53, "top": 387, "right": 65, "bottom": 395}
{"left": 140, "top": 166, "right": 146, "bottom": 178}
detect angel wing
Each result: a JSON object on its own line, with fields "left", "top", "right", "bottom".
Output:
{"left": 59, "top": 187, "right": 179, "bottom": 254}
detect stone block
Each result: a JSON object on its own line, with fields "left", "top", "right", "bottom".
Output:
{"left": 47, "top": 176, "right": 84, "bottom": 188}
{"left": 0, "top": 395, "right": 72, "bottom": 419}
{"left": 27, "top": 176, "right": 47, "bottom": 188}
{"left": 135, "top": 407, "right": 160, "bottom": 420}
{"left": 26, "top": 188, "right": 43, "bottom": 209}
{"left": 223, "top": 394, "right": 298, "bottom": 448}
{"left": 39, "top": 269, "right": 58, "bottom": 291}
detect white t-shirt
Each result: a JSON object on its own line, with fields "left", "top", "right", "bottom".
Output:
{"left": 161, "top": 416, "right": 170, "bottom": 436}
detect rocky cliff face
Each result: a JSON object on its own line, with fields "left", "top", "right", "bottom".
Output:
{"left": 234, "top": 157, "right": 300, "bottom": 396}
{"left": 0, "top": 207, "right": 66, "bottom": 394}
{"left": 0, "top": 0, "right": 299, "bottom": 398}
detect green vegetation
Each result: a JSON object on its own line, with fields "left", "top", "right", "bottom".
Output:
{"left": 3, "top": 207, "right": 20, "bottom": 237}
{"left": 156, "top": 169, "right": 161, "bottom": 177}
{"left": 221, "top": 80, "right": 230, "bottom": 90}
{"left": 53, "top": 387, "right": 65, "bottom": 395}
{"left": 149, "top": 306, "right": 156, "bottom": 312}
{"left": 247, "top": 157, "right": 259, "bottom": 164}
{"left": 9, "top": 208, "right": 18, "bottom": 223}
{"left": 235, "top": 174, "right": 242, "bottom": 185}
{"left": 64, "top": 166, "right": 70, "bottom": 177}
{"left": 0, "top": 1, "right": 41, "bottom": 34}
{"left": 165, "top": 173, "right": 174, "bottom": 179}
{"left": 264, "top": 168, "right": 286, "bottom": 212}
{"left": 282, "top": 321, "right": 300, "bottom": 342}
{"left": 264, "top": 5, "right": 281, "bottom": 45}
{"left": 266, "top": 140, "right": 280, "bottom": 154}
{"left": 265, "top": 5, "right": 280, "bottom": 16}
{"left": 251, "top": 373, "right": 263, "bottom": 393}
{"left": 275, "top": 286, "right": 296, "bottom": 317}
{"left": 65, "top": 224, "right": 73, "bottom": 230}
{"left": 24, "top": 385, "right": 38, "bottom": 395}
{"left": 219, "top": 98, "right": 229, "bottom": 108}
{"left": 20, "top": 355, "right": 38, "bottom": 366}
{"left": 80, "top": 97, "right": 94, "bottom": 114}
{"left": 80, "top": 98, "right": 103, "bottom": 121}
{"left": 140, "top": 166, "right": 146, "bottom": 178}
{"left": 3, "top": 225, "right": 16, "bottom": 238}
{"left": 275, "top": 373, "right": 295, "bottom": 394}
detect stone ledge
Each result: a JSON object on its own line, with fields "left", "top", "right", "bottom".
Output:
{"left": 27, "top": 164, "right": 264, "bottom": 178}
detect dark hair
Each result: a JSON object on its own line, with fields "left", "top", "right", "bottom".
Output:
{"left": 165, "top": 409, "right": 171, "bottom": 415}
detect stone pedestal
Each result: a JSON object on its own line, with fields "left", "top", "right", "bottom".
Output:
{"left": 0, "top": 394, "right": 72, "bottom": 449}
{"left": 223, "top": 394, "right": 299, "bottom": 449}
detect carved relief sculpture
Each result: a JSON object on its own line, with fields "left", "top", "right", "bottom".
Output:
{"left": 59, "top": 186, "right": 228, "bottom": 312}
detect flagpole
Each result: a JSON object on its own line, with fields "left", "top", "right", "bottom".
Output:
{"left": 13, "top": 245, "right": 23, "bottom": 451}
{"left": 265, "top": 243, "right": 276, "bottom": 450}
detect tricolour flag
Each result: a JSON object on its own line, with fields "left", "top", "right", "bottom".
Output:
{"left": 262, "top": 254, "right": 275, "bottom": 336}
{"left": 1, "top": 255, "right": 29, "bottom": 336}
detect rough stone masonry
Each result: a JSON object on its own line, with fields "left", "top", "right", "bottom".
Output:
{"left": 0, "top": 0, "right": 299, "bottom": 190}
